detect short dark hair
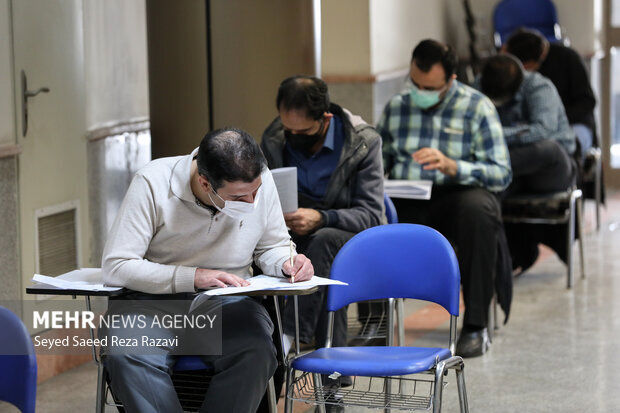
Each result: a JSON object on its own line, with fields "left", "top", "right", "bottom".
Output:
{"left": 479, "top": 54, "right": 524, "bottom": 100}
{"left": 411, "top": 39, "right": 458, "bottom": 82}
{"left": 505, "top": 28, "right": 547, "bottom": 64}
{"left": 196, "top": 128, "right": 264, "bottom": 190}
{"left": 276, "top": 75, "right": 330, "bottom": 120}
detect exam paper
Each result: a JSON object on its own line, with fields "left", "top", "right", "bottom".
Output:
{"left": 384, "top": 179, "right": 433, "bottom": 200}
{"left": 271, "top": 167, "right": 298, "bottom": 213}
{"left": 202, "top": 274, "right": 347, "bottom": 296}
{"left": 32, "top": 269, "right": 122, "bottom": 292}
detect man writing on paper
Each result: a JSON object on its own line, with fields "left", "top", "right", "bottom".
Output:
{"left": 261, "top": 76, "right": 384, "bottom": 378}
{"left": 377, "top": 39, "right": 512, "bottom": 357}
{"left": 102, "top": 128, "right": 313, "bottom": 413}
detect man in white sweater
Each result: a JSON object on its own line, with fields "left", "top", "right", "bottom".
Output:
{"left": 101, "top": 128, "right": 313, "bottom": 412}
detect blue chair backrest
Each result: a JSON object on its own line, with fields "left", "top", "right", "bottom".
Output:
{"left": 327, "top": 224, "right": 460, "bottom": 316}
{"left": 494, "top": 0, "right": 560, "bottom": 44}
{"left": 383, "top": 194, "right": 398, "bottom": 224}
{"left": 0, "top": 306, "right": 37, "bottom": 413}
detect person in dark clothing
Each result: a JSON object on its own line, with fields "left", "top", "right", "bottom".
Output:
{"left": 477, "top": 54, "right": 576, "bottom": 196}
{"left": 504, "top": 28, "right": 597, "bottom": 157}
{"left": 378, "top": 40, "right": 513, "bottom": 358}
{"left": 261, "top": 76, "right": 385, "bottom": 365}
{"left": 477, "top": 54, "right": 578, "bottom": 274}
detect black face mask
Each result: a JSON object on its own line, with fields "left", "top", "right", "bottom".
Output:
{"left": 284, "top": 119, "right": 325, "bottom": 154}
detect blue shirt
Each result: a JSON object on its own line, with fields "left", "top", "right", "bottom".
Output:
{"left": 483, "top": 71, "right": 576, "bottom": 155}
{"left": 284, "top": 115, "right": 344, "bottom": 200}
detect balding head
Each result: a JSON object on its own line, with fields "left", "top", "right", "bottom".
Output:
{"left": 480, "top": 54, "right": 524, "bottom": 105}
{"left": 276, "top": 75, "right": 330, "bottom": 120}
{"left": 197, "top": 128, "right": 264, "bottom": 189}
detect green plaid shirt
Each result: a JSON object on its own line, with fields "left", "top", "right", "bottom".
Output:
{"left": 377, "top": 80, "right": 512, "bottom": 193}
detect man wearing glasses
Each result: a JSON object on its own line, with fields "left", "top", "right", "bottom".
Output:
{"left": 377, "top": 39, "right": 512, "bottom": 358}
{"left": 102, "top": 128, "right": 313, "bottom": 412}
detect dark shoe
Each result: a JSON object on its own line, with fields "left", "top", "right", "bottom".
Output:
{"left": 456, "top": 327, "right": 490, "bottom": 358}
{"left": 348, "top": 322, "right": 387, "bottom": 346}
{"left": 322, "top": 374, "right": 353, "bottom": 388}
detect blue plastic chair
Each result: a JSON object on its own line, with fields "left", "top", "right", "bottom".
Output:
{"left": 384, "top": 193, "right": 398, "bottom": 224}
{"left": 0, "top": 306, "right": 37, "bottom": 413}
{"left": 284, "top": 224, "right": 468, "bottom": 413}
{"left": 493, "top": 0, "right": 562, "bottom": 47}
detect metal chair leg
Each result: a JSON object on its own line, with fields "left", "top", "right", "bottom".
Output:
{"left": 567, "top": 191, "right": 577, "bottom": 289}
{"left": 96, "top": 362, "right": 106, "bottom": 413}
{"left": 284, "top": 366, "right": 294, "bottom": 413}
{"left": 313, "top": 373, "right": 326, "bottom": 413}
{"left": 455, "top": 361, "right": 469, "bottom": 413}
{"left": 433, "top": 362, "right": 446, "bottom": 413}
{"left": 494, "top": 294, "right": 499, "bottom": 330}
{"left": 594, "top": 148, "right": 602, "bottom": 231}
{"left": 267, "top": 377, "right": 277, "bottom": 413}
{"left": 576, "top": 194, "right": 586, "bottom": 279}
{"left": 487, "top": 296, "right": 494, "bottom": 343}
{"left": 396, "top": 298, "right": 405, "bottom": 346}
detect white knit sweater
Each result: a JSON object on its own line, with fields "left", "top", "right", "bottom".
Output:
{"left": 102, "top": 149, "right": 291, "bottom": 294}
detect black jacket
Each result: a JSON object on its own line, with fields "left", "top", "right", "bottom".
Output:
{"left": 260, "top": 103, "right": 385, "bottom": 233}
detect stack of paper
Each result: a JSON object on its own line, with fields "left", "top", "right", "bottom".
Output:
{"left": 202, "top": 274, "right": 347, "bottom": 296}
{"left": 271, "top": 167, "right": 298, "bottom": 213}
{"left": 32, "top": 268, "right": 122, "bottom": 292}
{"left": 384, "top": 179, "right": 433, "bottom": 200}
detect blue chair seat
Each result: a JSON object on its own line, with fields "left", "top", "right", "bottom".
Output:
{"left": 292, "top": 346, "right": 452, "bottom": 377}
{"left": 173, "top": 356, "right": 212, "bottom": 372}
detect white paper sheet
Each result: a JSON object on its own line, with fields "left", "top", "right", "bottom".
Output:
{"left": 32, "top": 269, "right": 122, "bottom": 292}
{"left": 271, "top": 167, "right": 298, "bottom": 213}
{"left": 201, "top": 274, "right": 347, "bottom": 296}
{"left": 384, "top": 179, "right": 433, "bottom": 200}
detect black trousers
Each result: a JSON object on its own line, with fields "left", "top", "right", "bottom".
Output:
{"left": 282, "top": 227, "right": 355, "bottom": 348}
{"left": 103, "top": 296, "right": 277, "bottom": 413}
{"left": 507, "top": 139, "right": 575, "bottom": 195}
{"left": 393, "top": 186, "right": 502, "bottom": 328}
{"left": 505, "top": 139, "right": 576, "bottom": 267}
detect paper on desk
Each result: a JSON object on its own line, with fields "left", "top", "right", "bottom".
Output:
{"left": 201, "top": 274, "right": 347, "bottom": 296}
{"left": 271, "top": 167, "right": 298, "bottom": 213}
{"left": 32, "top": 269, "right": 122, "bottom": 292}
{"left": 384, "top": 179, "right": 433, "bottom": 200}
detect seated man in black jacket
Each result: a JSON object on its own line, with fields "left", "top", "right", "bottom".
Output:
{"left": 261, "top": 76, "right": 385, "bottom": 360}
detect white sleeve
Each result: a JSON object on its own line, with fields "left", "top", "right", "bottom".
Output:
{"left": 102, "top": 175, "right": 197, "bottom": 294}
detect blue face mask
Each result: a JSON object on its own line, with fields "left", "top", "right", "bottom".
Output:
{"left": 408, "top": 80, "right": 447, "bottom": 110}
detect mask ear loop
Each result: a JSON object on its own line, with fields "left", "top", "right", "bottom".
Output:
{"left": 206, "top": 186, "right": 225, "bottom": 212}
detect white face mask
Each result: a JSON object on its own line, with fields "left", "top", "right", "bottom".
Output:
{"left": 207, "top": 186, "right": 261, "bottom": 220}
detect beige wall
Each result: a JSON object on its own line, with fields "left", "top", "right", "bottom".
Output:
{"left": 83, "top": 0, "right": 149, "bottom": 131}
{"left": 321, "top": 0, "right": 371, "bottom": 75}
{"left": 321, "top": 0, "right": 448, "bottom": 76}
{"left": 369, "top": 0, "right": 447, "bottom": 74}
{"left": 0, "top": 0, "right": 15, "bottom": 146}
{"left": 210, "top": 0, "right": 315, "bottom": 139}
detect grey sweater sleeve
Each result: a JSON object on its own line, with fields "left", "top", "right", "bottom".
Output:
{"left": 320, "top": 134, "right": 385, "bottom": 233}
{"left": 102, "top": 175, "right": 197, "bottom": 294}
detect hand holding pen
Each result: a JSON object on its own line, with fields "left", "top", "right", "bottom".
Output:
{"left": 282, "top": 239, "right": 314, "bottom": 283}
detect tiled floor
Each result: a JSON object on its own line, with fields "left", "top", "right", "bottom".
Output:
{"left": 2, "top": 194, "right": 619, "bottom": 413}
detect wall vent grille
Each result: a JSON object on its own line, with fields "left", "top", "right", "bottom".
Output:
{"left": 37, "top": 207, "right": 78, "bottom": 276}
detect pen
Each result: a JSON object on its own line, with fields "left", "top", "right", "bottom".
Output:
{"left": 289, "top": 239, "right": 295, "bottom": 284}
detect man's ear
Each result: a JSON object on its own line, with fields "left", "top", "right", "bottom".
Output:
{"left": 323, "top": 112, "right": 334, "bottom": 120}
{"left": 197, "top": 175, "right": 211, "bottom": 192}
